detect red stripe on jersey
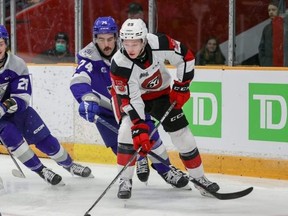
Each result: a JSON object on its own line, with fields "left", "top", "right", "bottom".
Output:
{"left": 181, "top": 155, "right": 202, "bottom": 169}
{"left": 120, "top": 98, "right": 130, "bottom": 111}
{"left": 141, "top": 87, "right": 170, "bottom": 100}
{"left": 184, "top": 49, "right": 195, "bottom": 62}
{"left": 166, "top": 35, "right": 177, "bottom": 50}
{"left": 117, "top": 152, "right": 137, "bottom": 166}
{"left": 110, "top": 87, "right": 122, "bottom": 122}
{"left": 143, "top": 58, "right": 151, "bottom": 68}
{"left": 166, "top": 35, "right": 195, "bottom": 62}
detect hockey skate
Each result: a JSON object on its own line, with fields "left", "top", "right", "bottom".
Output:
{"left": 117, "top": 178, "right": 132, "bottom": 199}
{"left": 65, "top": 163, "right": 93, "bottom": 178}
{"left": 193, "top": 175, "right": 220, "bottom": 197}
{"left": 136, "top": 156, "right": 150, "bottom": 183}
{"left": 38, "top": 167, "right": 64, "bottom": 186}
{"left": 160, "top": 169, "right": 190, "bottom": 189}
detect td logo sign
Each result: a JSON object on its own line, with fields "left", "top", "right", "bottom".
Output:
{"left": 183, "top": 82, "right": 221, "bottom": 138}
{"left": 249, "top": 83, "right": 288, "bottom": 142}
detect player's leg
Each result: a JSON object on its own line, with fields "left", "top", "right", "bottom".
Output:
{"left": 0, "top": 120, "right": 62, "bottom": 185}
{"left": 95, "top": 115, "right": 119, "bottom": 155}
{"left": 145, "top": 117, "right": 189, "bottom": 188}
{"left": 151, "top": 95, "right": 219, "bottom": 195}
{"left": 116, "top": 115, "right": 135, "bottom": 199}
{"left": 18, "top": 107, "right": 92, "bottom": 178}
{"left": 169, "top": 127, "right": 220, "bottom": 195}
{"left": 96, "top": 114, "right": 150, "bottom": 183}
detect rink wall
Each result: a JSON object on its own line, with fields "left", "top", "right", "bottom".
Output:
{"left": 0, "top": 64, "right": 288, "bottom": 180}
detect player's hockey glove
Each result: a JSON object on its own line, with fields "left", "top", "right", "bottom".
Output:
{"left": 131, "top": 122, "right": 154, "bottom": 157}
{"left": 79, "top": 94, "right": 100, "bottom": 122}
{"left": 0, "top": 98, "right": 18, "bottom": 119}
{"left": 169, "top": 80, "right": 191, "bottom": 109}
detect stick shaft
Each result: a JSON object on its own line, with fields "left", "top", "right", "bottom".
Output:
{"left": 84, "top": 102, "right": 176, "bottom": 215}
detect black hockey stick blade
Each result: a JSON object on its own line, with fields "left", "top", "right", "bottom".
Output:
{"left": 209, "top": 186, "right": 253, "bottom": 200}
{"left": 148, "top": 151, "right": 253, "bottom": 200}
{"left": 190, "top": 177, "right": 253, "bottom": 200}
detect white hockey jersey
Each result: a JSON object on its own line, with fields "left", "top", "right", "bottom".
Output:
{"left": 110, "top": 33, "right": 195, "bottom": 123}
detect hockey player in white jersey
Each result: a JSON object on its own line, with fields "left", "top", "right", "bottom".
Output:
{"left": 70, "top": 16, "right": 189, "bottom": 193}
{"left": 110, "top": 18, "right": 220, "bottom": 199}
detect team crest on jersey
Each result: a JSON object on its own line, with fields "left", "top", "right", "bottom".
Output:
{"left": 141, "top": 70, "right": 162, "bottom": 89}
{"left": 82, "top": 49, "right": 93, "bottom": 58}
{"left": 101, "top": 67, "right": 107, "bottom": 73}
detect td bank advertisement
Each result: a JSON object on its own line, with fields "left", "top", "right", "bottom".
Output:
{"left": 180, "top": 68, "right": 288, "bottom": 159}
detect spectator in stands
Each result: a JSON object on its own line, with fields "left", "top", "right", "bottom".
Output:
{"left": 195, "top": 36, "right": 226, "bottom": 65}
{"left": 33, "top": 32, "right": 74, "bottom": 63}
{"left": 258, "top": 1, "right": 280, "bottom": 66}
{"left": 126, "top": 2, "right": 144, "bottom": 19}
{"left": 6, "top": 0, "right": 43, "bottom": 15}
{"left": 126, "top": 3, "right": 169, "bottom": 64}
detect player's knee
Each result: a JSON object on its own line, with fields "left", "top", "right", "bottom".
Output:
{"left": 35, "top": 134, "right": 61, "bottom": 155}
{"left": 169, "top": 127, "right": 196, "bottom": 153}
{"left": 0, "top": 122, "right": 24, "bottom": 148}
{"left": 118, "top": 117, "right": 133, "bottom": 144}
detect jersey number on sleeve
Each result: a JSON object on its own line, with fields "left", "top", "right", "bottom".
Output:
{"left": 17, "top": 78, "right": 29, "bottom": 91}
{"left": 77, "top": 59, "right": 93, "bottom": 73}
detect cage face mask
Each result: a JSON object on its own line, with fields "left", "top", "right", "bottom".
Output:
{"left": 55, "top": 43, "right": 67, "bottom": 53}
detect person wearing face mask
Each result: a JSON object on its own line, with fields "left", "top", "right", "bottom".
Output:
{"left": 33, "top": 32, "right": 75, "bottom": 63}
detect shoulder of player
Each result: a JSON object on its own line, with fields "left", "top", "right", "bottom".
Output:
{"left": 147, "top": 33, "right": 173, "bottom": 50}
{"left": 6, "top": 53, "right": 29, "bottom": 75}
{"left": 78, "top": 42, "right": 102, "bottom": 62}
{"left": 110, "top": 50, "right": 133, "bottom": 78}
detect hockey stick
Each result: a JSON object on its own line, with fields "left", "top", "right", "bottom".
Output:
{"left": 83, "top": 102, "right": 176, "bottom": 216}
{"left": 148, "top": 151, "right": 253, "bottom": 200}
{"left": 95, "top": 114, "right": 253, "bottom": 200}
{"left": 94, "top": 116, "right": 118, "bottom": 134}
{"left": 7, "top": 148, "right": 26, "bottom": 178}
{"left": 0, "top": 140, "right": 26, "bottom": 178}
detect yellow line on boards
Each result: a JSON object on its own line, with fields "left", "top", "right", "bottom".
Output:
{"left": 0, "top": 143, "right": 287, "bottom": 180}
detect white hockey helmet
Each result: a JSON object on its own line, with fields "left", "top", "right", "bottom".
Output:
{"left": 120, "top": 18, "right": 147, "bottom": 40}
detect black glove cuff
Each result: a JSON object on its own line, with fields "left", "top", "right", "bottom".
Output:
{"left": 172, "top": 82, "right": 190, "bottom": 92}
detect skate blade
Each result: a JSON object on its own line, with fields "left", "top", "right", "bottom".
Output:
{"left": 52, "top": 180, "right": 66, "bottom": 187}
{"left": 86, "top": 173, "right": 95, "bottom": 178}
{"left": 180, "top": 184, "right": 192, "bottom": 190}
{"left": 171, "top": 183, "right": 191, "bottom": 190}
{"left": 0, "top": 177, "right": 4, "bottom": 190}
{"left": 12, "top": 169, "right": 25, "bottom": 178}
{"left": 194, "top": 185, "right": 214, "bottom": 197}
{"left": 122, "top": 199, "right": 129, "bottom": 208}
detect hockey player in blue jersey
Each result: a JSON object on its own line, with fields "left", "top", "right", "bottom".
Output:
{"left": 70, "top": 16, "right": 189, "bottom": 192}
{"left": 0, "top": 25, "right": 92, "bottom": 186}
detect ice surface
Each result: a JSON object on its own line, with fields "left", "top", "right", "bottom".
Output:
{"left": 0, "top": 154, "right": 287, "bottom": 216}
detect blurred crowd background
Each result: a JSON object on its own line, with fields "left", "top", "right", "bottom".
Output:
{"left": 1, "top": 0, "right": 287, "bottom": 66}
